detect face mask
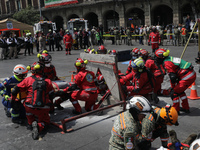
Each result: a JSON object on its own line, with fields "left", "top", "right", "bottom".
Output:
{"left": 45, "top": 63, "right": 51, "bottom": 67}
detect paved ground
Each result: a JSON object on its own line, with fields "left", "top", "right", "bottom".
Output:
{"left": 0, "top": 40, "right": 200, "bottom": 150}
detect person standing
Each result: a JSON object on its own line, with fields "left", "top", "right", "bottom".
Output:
{"left": 0, "top": 34, "right": 7, "bottom": 60}
{"left": 46, "top": 29, "right": 55, "bottom": 51}
{"left": 174, "top": 25, "right": 180, "bottom": 46}
{"left": 7, "top": 33, "right": 18, "bottom": 59}
{"left": 139, "top": 25, "right": 144, "bottom": 45}
{"left": 180, "top": 25, "right": 187, "bottom": 46}
{"left": 24, "top": 33, "right": 31, "bottom": 56}
{"left": 83, "top": 29, "right": 89, "bottom": 49}
{"left": 38, "top": 31, "right": 46, "bottom": 52}
{"left": 63, "top": 30, "right": 73, "bottom": 55}
{"left": 35, "top": 31, "right": 40, "bottom": 53}
{"left": 148, "top": 26, "right": 161, "bottom": 53}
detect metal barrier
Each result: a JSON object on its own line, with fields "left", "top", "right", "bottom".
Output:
{"left": 51, "top": 53, "right": 126, "bottom": 133}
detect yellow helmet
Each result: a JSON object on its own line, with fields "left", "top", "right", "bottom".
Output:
{"left": 160, "top": 104, "right": 178, "bottom": 126}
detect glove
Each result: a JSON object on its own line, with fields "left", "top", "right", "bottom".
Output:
{"left": 148, "top": 42, "right": 150, "bottom": 46}
{"left": 68, "top": 84, "right": 77, "bottom": 91}
{"left": 4, "top": 95, "right": 10, "bottom": 101}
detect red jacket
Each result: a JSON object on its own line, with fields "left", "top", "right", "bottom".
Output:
{"left": 63, "top": 34, "right": 73, "bottom": 49}
{"left": 74, "top": 70, "right": 97, "bottom": 91}
{"left": 148, "top": 31, "right": 161, "bottom": 43}
{"left": 43, "top": 65, "right": 58, "bottom": 81}
{"left": 15, "top": 74, "right": 54, "bottom": 107}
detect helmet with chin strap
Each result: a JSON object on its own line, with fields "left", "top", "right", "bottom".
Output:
{"left": 97, "top": 45, "right": 107, "bottom": 54}
{"left": 155, "top": 48, "right": 170, "bottom": 59}
{"left": 13, "top": 64, "right": 28, "bottom": 79}
{"left": 75, "top": 58, "right": 88, "bottom": 71}
{"left": 27, "top": 62, "right": 43, "bottom": 75}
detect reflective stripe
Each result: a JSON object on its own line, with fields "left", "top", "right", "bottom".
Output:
{"left": 160, "top": 89, "right": 163, "bottom": 94}
{"left": 84, "top": 88, "right": 97, "bottom": 91}
{"left": 72, "top": 101, "right": 78, "bottom": 104}
{"left": 112, "top": 127, "right": 123, "bottom": 139}
{"left": 25, "top": 104, "right": 50, "bottom": 109}
{"left": 160, "top": 137, "right": 169, "bottom": 141}
{"left": 181, "top": 71, "right": 195, "bottom": 81}
{"left": 148, "top": 114, "right": 153, "bottom": 121}
{"left": 180, "top": 96, "right": 187, "bottom": 100}
{"left": 91, "top": 105, "right": 94, "bottom": 110}
{"left": 26, "top": 112, "right": 33, "bottom": 116}
{"left": 173, "top": 99, "right": 179, "bottom": 103}
{"left": 120, "top": 113, "right": 126, "bottom": 130}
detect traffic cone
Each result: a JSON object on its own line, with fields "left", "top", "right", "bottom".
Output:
{"left": 187, "top": 82, "right": 200, "bottom": 100}
{"left": 71, "top": 74, "right": 74, "bottom": 82}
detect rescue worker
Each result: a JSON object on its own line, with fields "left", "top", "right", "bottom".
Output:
{"left": 145, "top": 50, "right": 166, "bottom": 102}
{"left": 7, "top": 32, "right": 18, "bottom": 59}
{"left": 108, "top": 49, "right": 117, "bottom": 55}
{"left": 46, "top": 29, "right": 55, "bottom": 51}
{"left": 109, "top": 96, "right": 154, "bottom": 150}
{"left": 138, "top": 49, "right": 150, "bottom": 62}
{"left": 11, "top": 62, "right": 54, "bottom": 140}
{"left": 126, "top": 48, "right": 140, "bottom": 75}
{"left": 0, "top": 64, "right": 28, "bottom": 123}
{"left": 154, "top": 48, "right": 196, "bottom": 114}
{"left": 97, "top": 45, "right": 107, "bottom": 54}
{"left": 180, "top": 25, "right": 187, "bottom": 46}
{"left": 142, "top": 104, "right": 179, "bottom": 149}
{"left": 120, "top": 58, "right": 155, "bottom": 99}
{"left": 63, "top": 30, "right": 73, "bottom": 55}
{"left": 59, "top": 58, "right": 100, "bottom": 114}
{"left": 148, "top": 26, "right": 161, "bottom": 53}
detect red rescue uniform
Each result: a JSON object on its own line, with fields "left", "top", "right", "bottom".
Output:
{"left": 63, "top": 34, "right": 73, "bottom": 49}
{"left": 148, "top": 31, "right": 161, "bottom": 52}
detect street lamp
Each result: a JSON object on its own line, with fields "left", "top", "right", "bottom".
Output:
{"left": 39, "top": 0, "right": 43, "bottom": 21}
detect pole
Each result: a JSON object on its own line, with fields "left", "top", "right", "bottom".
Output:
{"left": 180, "top": 21, "right": 198, "bottom": 59}
{"left": 198, "top": 19, "right": 200, "bottom": 53}
{"left": 39, "top": 0, "right": 42, "bottom": 20}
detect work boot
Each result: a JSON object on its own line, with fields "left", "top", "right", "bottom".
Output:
{"left": 12, "top": 118, "right": 23, "bottom": 124}
{"left": 32, "top": 121, "right": 39, "bottom": 140}
{"left": 180, "top": 107, "right": 190, "bottom": 113}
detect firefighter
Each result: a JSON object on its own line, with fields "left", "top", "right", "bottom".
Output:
{"left": 120, "top": 57, "right": 155, "bottom": 100}
{"left": 108, "top": 49, "right": 117, "bottom": 55}
{"left": 0, "top": 64, "right": 28, "bottom": 123}
{"left": 11, "top": 62, "right": 54, "bottom": 140}
{"left": 142, "top": 104, "right": 179, "bottom": 149}
{"left": 139, "top": 48, "right": 150, "bottom": 62}
{"left": 145, "top": 50, "right": 166, "bottom": 101}
{"left": 148, "top": 26, "right": 161, "bottom": 53}
{"left": 109, "top": 96, "right": 154, "bottom": 150}
{"left": 126, "top": 48, "right": 140, "bottom": 75}
{"left": 63, "top": 30, "right": 73, "bottom": 55}
{"left": 59, "top": 58, "right": 100, "bottom": 114}
{"left": 154, "top": 48, "right": 196, "bottom": 114}
{"left": 97, "top": 45, "right": 107, "bottom": 54}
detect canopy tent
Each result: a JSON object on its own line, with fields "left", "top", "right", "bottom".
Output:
{"left": 0, "top": 18, "right": 34, "bottom": 37}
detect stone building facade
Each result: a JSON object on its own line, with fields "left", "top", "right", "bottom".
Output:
{"left": 0, "top": 0, "right": 197, "bottom": 31}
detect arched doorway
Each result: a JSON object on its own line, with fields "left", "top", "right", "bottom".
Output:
{"left": 152, "top": 5, "right": 173, "bottom": 26}
{"left": 53, "top": 16, "right": 64, "bottom": 31}
{"left": 181, "top": 4, "right": 194, "bottom": 23}
{"left": 103, "top": 10, "right": 119, "bottom": 31}
{"left": 126, "top": 8, "right": 144, "bottom": 28}
{"left": 67, "top": 14, "right": 79, "bottom": 21}
{"left": 84, "top": 12, "right": 98, "bottom": 29}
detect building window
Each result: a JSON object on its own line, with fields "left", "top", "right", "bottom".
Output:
{"left": 17, "top": 0, "right": 21, "bottom": 11}
{"left": 6, "top": 1, "right": 10, "bottom": 14}
{"left": 28, "top": 0, "right": 32, "bottom": 7}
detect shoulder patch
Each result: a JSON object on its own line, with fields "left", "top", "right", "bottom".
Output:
{"left": 86, "top": 73, "right": 93, "bottom": 83}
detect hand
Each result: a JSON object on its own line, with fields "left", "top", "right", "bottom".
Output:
{"left": 4, "top": 95, "right": 10, "bottom": 101}
{"left": 148, "top": 42, "right": 150, "bottom": 46}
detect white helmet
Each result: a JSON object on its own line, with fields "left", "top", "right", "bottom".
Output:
{"left": 189, "top": 139, "right": 200, "bottom": 150}
{"left": 13, "top": 64, "right": 28, "bottom": 75}
{"left": 126, "top": 95, "right": 151, "bottom": 115}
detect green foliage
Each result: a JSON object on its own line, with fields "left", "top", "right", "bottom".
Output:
{"left": 13, "top": 6, "right": 40, "bottom": 25}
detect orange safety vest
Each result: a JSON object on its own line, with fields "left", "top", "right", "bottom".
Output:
{"left": 181, "top": 28, "right": 186, "bottom": 35}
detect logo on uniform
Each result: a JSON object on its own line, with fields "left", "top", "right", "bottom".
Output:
{"left": 125, "top": 137, "right": 134, "bottom": 150}
{"left": 86, "top": 73, "right": 93, "bottom": 83}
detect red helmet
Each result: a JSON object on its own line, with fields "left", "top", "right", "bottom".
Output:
{"left": 155, "top": 48, "right": 170, "bottom": 59}
{"left": 75, "top": 58, "right": 88, "bottom": 70}
{"left": 139, "top": 49, "right": 149, "bottom": 57}
{"left": 27, "top": 62, "right": 43, "bottom": 74}
{"left": 97, "top": 75, "right": 105, "bottom": 84}
{"left": 131, "top": 48, "right": 140, "bottom": 56}
{"left": 109, "top": 50, "right": 117, "bottom": 55}
{"left": 38, "top": 51, "right": 52, "bottom": 64}
{"left": 97, "top": 45, "right": 107, "bottom": 54}
{"left": 85, "top": 48, "right": 91, "bottom": 53}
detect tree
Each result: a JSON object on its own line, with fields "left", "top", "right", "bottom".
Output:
{"left": 13, "top": 7, "right": 40, "bottom": 25}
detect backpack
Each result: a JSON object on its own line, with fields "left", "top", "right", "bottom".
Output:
{"left": 31, "top": 76, "right": 47, "bottom": 107}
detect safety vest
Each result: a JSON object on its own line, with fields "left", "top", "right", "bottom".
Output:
{"left": 164, "top": 56, "right": 191, "bottom": 69}
{"left": 181, "top": 28, "right": 186, "bottom": 35}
